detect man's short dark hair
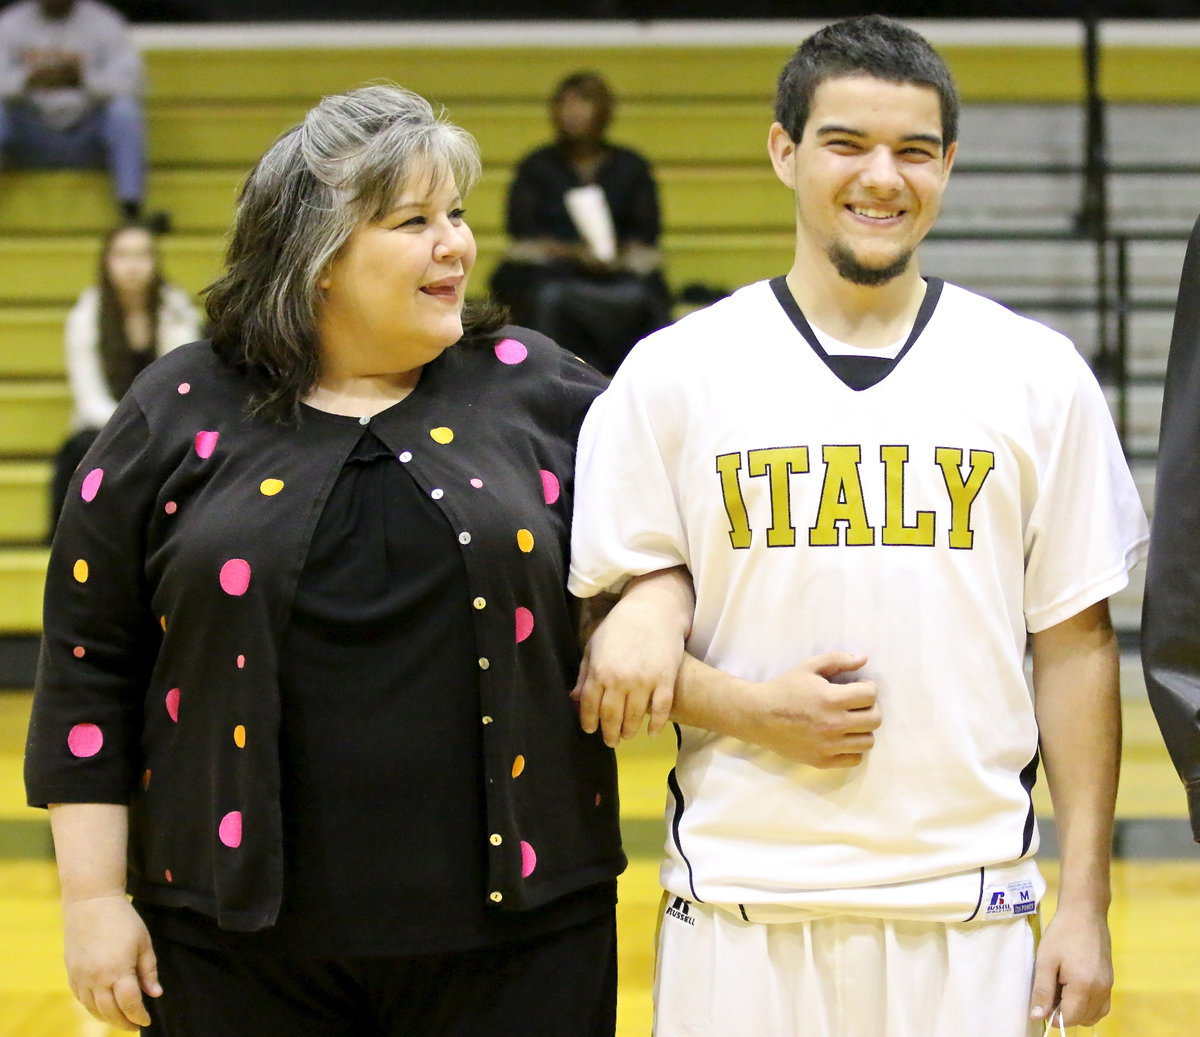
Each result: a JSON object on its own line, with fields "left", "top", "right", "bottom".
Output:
{"left": 775, "top": 15, "right": 959, "bottom": 149}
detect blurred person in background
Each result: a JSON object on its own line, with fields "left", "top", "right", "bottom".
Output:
{"left": 490, "top": 70, "right": 670, "bottom": 375}
{"left": 49, "top": 220, "right": 200, "bottom": 540}
{"left": 0, "top": 0, "right": 149, "bottom": 220}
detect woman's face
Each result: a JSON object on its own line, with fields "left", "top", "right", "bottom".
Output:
{"left": 105, "top": 227, "right": 156, "bottom": 295}
{"left": 553, "top": 90, "right": 604, "bottom": 143}
{"left": 316, "top": 170, "right": 477, "bottom": 377}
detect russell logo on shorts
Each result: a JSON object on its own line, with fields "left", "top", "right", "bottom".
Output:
{"left": 984, "top": 880, "right": 1037, "bottom": 918}
{"left": 665, "top": 896, "right": 696, "bottom": 926}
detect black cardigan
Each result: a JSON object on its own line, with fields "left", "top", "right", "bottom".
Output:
{"left": 26, "top": 327, "right": 625, "bottom": 929}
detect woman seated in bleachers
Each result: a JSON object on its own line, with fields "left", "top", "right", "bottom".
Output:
{"left": 489, "top": 70, "right": 671, "bottom": 375}
{"left": 49, "top": 221, "right": 200, "bottom": 538}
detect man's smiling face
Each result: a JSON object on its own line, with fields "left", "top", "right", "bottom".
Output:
{"left": 778, "top": 74, "right": 956, "bottom": 287}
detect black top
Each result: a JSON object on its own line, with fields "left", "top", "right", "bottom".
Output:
{"left": 141, "top": 426, "right": 613, "bottom": 954}
{"left": 26, "top": 330, "right": 625, "bottom": 931}
{"left": 506, "top": 142, "right": 662, "bottom": 247}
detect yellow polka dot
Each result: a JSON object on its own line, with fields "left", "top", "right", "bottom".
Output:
{"left": 516, "top": 529, "right": 535, "bottom": 553}
{"left": 430, "top": 426, "right": 454, "bottom": 444}
{"left": 72, "top": 559, "right": 89, "bottom": 583}
{"left": 160, "top": 616, "right": 167, "bottom": 632}
{"left": 512, "top": 755, "right": 525, "bottom": 778}
{"left": 259, "top": 478, "right": 284, "bottom": 496}
{"left": 233, "top": 725, "right": 246, "bottom": 749}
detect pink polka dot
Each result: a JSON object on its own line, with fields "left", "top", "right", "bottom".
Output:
{"left": 67, "top": 723, "right": 103, "bottom": 758}
{"left": 236, "top": 654, "right": 246, "bottom": 669}
{"left": 164, "top": 501, "right": 178, "bottom": 515}
{"left": 72, "top": 645, "right": 85, "bottom": 658}
{"left": 595, "top": 793, "right": 603, "bottom": 807}
{"left": 219, "top": 558, "right": 251, "bottom": 596}
{"left": 80, "top": 468, "right": 103, "bottom": 502}
{"left": 165, "top": 687, "right": 180, "bottom": 723}
{"left": 470, "top": 478, "right": 484, "bottom": 489}
{"left": 142, "top": 769, "right": 152, "bottom": 790}
{"left": 164, "top": 869, "right": 173, "bottom": 883}
{"left": 520, "top": 840, "right": 537, "bottom": 877}
{"left": 515, "top": 607, "right": 535, "bottom": 643}
{"left": 218, "top": 811, "right": 243, "bottom": 848}
{"left": 194, "top": 430, "right": 219, "bottom": 459}
{"left": 539, "top": 470, "right": 560, "bottom": 505}
{"left": 177, "top": 382, "right": 191, "bottom": 395}
{"left": 494, "top": 338, "right": 529, "bottom": 365}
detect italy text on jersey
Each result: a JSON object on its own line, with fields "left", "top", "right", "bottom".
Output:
{"left": 716, "top": 445, "right": 993, "bottom": 550}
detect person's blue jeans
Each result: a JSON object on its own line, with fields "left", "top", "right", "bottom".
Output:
{"left": 0, "top": 95, "right": 145, "bottom": 206}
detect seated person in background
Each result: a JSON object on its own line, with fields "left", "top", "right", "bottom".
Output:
{"left": 0, "top": 0, "right": 148, "bottom": 221}
{"left": 49, "top": 220, "right": 200, "bottom": 538}
{"left": 490, "top": 70, "right": 670, "bottom": 375}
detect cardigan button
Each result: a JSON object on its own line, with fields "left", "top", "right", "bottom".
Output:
{"left": 458, "top": 531, "right": 472, "bottom": 545}
{"left": 358, "top": 415, "right": 370, "bottom": 425}
{"left": 473, "top": 597, "right": 487, "bottom": 610}
{"left": 489, "top": 833, "right": 503, "bottom": 846}
{"left": 431, "top": 488, "right": 444, "bottom": 500}
{"left": 398, "top": 451, "right": 413, "bottom": 463}
{"left": 489, "top": 891, "right": 503, "bottom": 903}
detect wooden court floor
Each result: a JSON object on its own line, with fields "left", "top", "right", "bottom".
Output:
{"left": 2, "top": 683, "right": 1198, "bottom": 1037}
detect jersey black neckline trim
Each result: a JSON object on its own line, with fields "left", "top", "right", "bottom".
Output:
{"left": 768, "top": 275, "right": 945, "bottom": 392}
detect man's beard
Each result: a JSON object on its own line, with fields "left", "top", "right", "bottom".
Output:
{"left": 827, "top": 243, "right": 912, "bottom": 287}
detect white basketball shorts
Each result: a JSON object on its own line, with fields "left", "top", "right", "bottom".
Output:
{"left": 653, "top": 896, "right": 1041, "bottom": 1037}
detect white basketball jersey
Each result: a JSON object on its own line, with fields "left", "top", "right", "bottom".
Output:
{"left": 569, "top": 278, "right": 1148, "bottom": 917}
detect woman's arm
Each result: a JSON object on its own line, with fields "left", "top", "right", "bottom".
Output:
{"left": 49, "top": 803, "right": 161, "bottom": 1031}
{"left": 575, "top": 566, "right": 694, "bottom": 746}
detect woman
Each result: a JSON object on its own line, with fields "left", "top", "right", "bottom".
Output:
{"left": 489, "top": 70, "right": 671, "bottom": 375}
{"left": 25, "top": 84, "right": 623, "bottom": 1035}
{"left": 49, "top": 221, "right": 200, "bottom": 538}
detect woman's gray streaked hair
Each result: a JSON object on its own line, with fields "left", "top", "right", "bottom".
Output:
{"left": 204, "top": 83, "right": 486, "bottom": 421}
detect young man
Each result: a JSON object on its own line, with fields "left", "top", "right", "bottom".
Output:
{"left": 569, "top": 16, "right": 1148, "bottom": 1037}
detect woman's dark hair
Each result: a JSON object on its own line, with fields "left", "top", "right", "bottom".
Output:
{"left": 97, "top": 222, "right": 165, "bottom": 400}
{"left": 204, "top": 83, "right": 502, "bottom": 423}
{"left": 552, "top": 70, "right": 616, "bottom": 137}
{"left": 775, "top": 15, "right": 959, "bottom": 149}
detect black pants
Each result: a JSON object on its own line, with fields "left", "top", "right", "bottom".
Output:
{"left": 143, "top": 910, "right": 617, "bottom": 1037}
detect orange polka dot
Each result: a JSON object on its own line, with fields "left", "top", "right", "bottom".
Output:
{"left": 72, "top": 559, "right": 89, "bottom": 583}
{"left": 516, "top": 529, "right": 535, "bottom": 553}
{"left": 160, "top": 616, "right": 167, "bottom": 631}
{"left": 142, "top": 769, "right": 152, "bottom": 790}
{"left": 165, "top": 869, "right": 173, "bottom": 882}
{"left": 511, "top": 755, "right": 525, "bottom": 778}
{"left": 430, "top": 426, "right": 454, "bottom": 444}
{"left": 259, "top": 479, "right": 284, "bottom": 496}
{"left": 595, "top": 793, "right": 602, "bottom": 807}
{"left": 233, "top": 725, "right": 246, "bottom": 748}
{"left": 72, "top": 645, "right": 85, "bottom": 658}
